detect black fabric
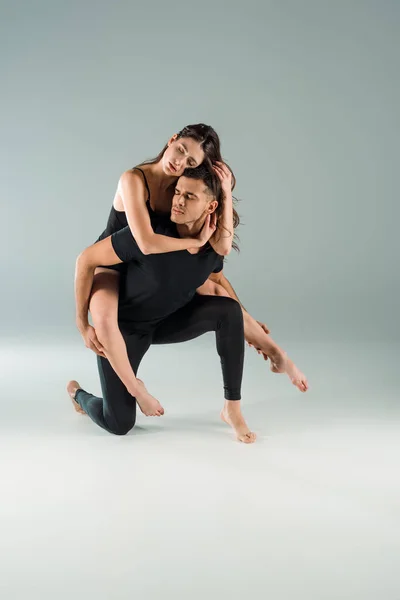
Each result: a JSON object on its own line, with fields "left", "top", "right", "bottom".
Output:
{"left": 110, "top": 217, "right": 224, "bottom": 332}
{"left": 133, "top": 167, "right": 151, "bottom": 202}
{"left": 76, "top": 295, "right": 244, "bottom": 435}
{"left": 93, "top": 167, "right": 156, "bottom": 273}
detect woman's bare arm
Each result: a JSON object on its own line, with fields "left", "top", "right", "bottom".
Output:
{"left": 208, "top": 162, "right": 234, "bottom": 256}
{"left": 119, "top": 170, "right": 207, "bottom": 254}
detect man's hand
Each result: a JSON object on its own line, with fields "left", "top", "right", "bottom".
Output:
{"left": 247, "top": 320, "right": 271, "bottom": 356}
{"left": 79, "top": 324, "right": 106, "bottom": 358}
{"left": 257, "top": 320, "right": 270, "bottom": 335}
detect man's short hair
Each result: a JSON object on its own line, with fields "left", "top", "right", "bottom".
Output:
{"left": 182, "top": 163, "right": 221, "bottom": 200}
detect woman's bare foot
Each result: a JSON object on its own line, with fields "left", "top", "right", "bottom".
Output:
{"left": 133, "top": 379, "right": 165, "bottom": 417}
{"left": 276, "top": 357, "right": 308, "bottom": 392}
{"left": 253, "top": 344, "right": 309, "bottom": 393}
{"left": 220, "top": 402, "right": 256, "bottom": 444}
{"left": 267, "top": 350, "right": 309, "bottom": 392}
{"left": 66, "top": 380, "right": 86, "bottom": 415}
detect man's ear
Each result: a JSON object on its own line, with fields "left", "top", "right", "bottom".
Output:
{"left": 167, "top": 134, "right": 178, "bottom": 147}
{"left": 208, "top": 200, "right": 218, "bottom": 214}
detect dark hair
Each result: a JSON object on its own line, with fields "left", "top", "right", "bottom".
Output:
{"left": 140, "top": 123, "right": 240, "bottom": 251}
{"left": 139, "top": 122, "right": 237, "bottom": 189}
{"left": 182, "top": 162, "right": 240, "bottom": 252}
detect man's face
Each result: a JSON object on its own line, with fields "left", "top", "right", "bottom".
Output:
{"left": 170, "top": 176, "right": 216, "bottom": 224}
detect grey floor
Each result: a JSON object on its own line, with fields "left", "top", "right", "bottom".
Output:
{"left": 1, "top": 338, "right": 399, "bottom": 600}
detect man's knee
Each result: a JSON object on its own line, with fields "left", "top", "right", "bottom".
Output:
{"left": 218, "top": 297, "right": 243, "bottom": 321}
{"left": 109, "top": 417, "right": 136, "bottom": 436}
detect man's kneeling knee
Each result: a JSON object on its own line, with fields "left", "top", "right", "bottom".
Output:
{"left": 109, "top": 421, "right": 136, "bottom": 436}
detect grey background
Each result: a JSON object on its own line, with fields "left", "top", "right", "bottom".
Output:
{"left": 1, "top": 0, "right": 398, "bottom": 342}
{"left": 1, "top": 4, "right": 400, "bottom": 599}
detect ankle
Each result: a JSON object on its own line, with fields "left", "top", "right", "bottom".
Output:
{"left": 224, "top": 401, "right": 242, "bottom": 413}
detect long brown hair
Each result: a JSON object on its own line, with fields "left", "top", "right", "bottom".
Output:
{"left": 140, "top": 123, "right": 241, "bottom": 251}
{"left": 182, "top": 162, "right": 240, "bottom": 252}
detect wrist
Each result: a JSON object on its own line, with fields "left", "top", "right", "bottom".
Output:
{"left": 76, "top": 317, "right": 89, "bottom": 332}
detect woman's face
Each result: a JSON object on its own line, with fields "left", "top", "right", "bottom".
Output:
{"left": 162, "top": 135, "right": 205, "bottom": 177}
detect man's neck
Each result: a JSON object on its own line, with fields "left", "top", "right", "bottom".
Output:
{"left": 176, "top": 216, "right": 206, "bottom": 239}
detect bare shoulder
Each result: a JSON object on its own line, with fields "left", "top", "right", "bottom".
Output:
{"left": 119, "top": 169, "right": 146, "bottom": 189}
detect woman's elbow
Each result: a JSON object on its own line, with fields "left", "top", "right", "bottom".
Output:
{"left": 140, "top": 245, "right": 152, "bottom": 255}
{"left": 218, "top": 245, "right": 232, "bottom": 256}
{"left": 136, "top": 236, "right": 155, "bottom": 255}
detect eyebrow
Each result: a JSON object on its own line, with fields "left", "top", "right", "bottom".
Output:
{"left": 181, "top": 143, "right": 198, "bottom": 165}
{"left": 175, "top": 186, "right": 199, "bottom": 199}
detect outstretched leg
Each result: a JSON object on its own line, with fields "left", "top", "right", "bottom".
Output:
{"left": 243, "top": 313, "right": 309, "bottom": 392}
{"left": 197, "top": 280, "right": 308, "bottom": 392}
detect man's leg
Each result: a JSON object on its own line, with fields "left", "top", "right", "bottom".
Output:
{"left": 152, "top": 295, "right": 256, "bottom": 443}
{"left": 198, "top": 280, "right": 308, "bottom": 392}
{"left": 69, "top": 332, "right": 152, "bottom": 435}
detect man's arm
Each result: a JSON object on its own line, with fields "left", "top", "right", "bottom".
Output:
{"left": 75, "top": 236, "right": 123, "bottom": 332}
{"left": 75, "top": 235, "right": 145, "bottom": 396}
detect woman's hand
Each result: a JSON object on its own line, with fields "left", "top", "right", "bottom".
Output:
{"left": 79, "top": 324, "right": 106, "bottom": 358}
{"left": 197, "top": 212, "right": 217, "bottom": 246}
{"left": 212, "top": 161, "right": 233, "bottom": 194}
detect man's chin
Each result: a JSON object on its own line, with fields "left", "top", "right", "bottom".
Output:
{"left": 170, "top": 212, "right": 185, "bottom": 223}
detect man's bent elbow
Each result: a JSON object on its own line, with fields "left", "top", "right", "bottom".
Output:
{"left": 76, "top": 248, "right": 92, "bottom": 268}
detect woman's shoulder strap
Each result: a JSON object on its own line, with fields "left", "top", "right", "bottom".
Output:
{"left": 131, "top": 166, "right": 150, "bottom": 201}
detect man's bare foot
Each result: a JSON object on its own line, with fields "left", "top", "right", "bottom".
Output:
{"left": 133, "top": 379, "right": 165, "bottom": 417}
{"left": 66, "top": 380, "right": 86, "bottom": 415}
{"left": 220, "top": 402, "right": 256, "bottom": 444}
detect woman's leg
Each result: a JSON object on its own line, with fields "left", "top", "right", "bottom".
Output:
{"left": 88, "top": 269, "right": 164, "bottom": 413}
{"left": 197, "top": 278, "right": 308, "bottom": 392}
{"left": 70, "top": 332, "right": 153, "bottom": 435}
{"left": 152, "top": 295, "right": 256, "bottom": 443}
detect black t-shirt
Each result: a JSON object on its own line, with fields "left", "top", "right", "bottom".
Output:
{"left": 110, "top": 215, "right": 224, "bottom": 331}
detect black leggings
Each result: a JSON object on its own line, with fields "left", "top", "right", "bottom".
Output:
{"left": 76, "top": 295, "right": 244, "bottom": 435}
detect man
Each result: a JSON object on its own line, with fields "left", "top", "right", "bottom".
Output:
{"left": 68, "top": 165, "right": 307, "bottom": 444}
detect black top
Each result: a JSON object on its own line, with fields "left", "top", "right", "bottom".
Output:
{"left": 110, "top": 215, "right": 224, "bottom": 332}
{"left": 95, "top": 167, "right": 159, "bottom": 274}
{"left": 96, "top": 167, "right": 157, "bottom": 243}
